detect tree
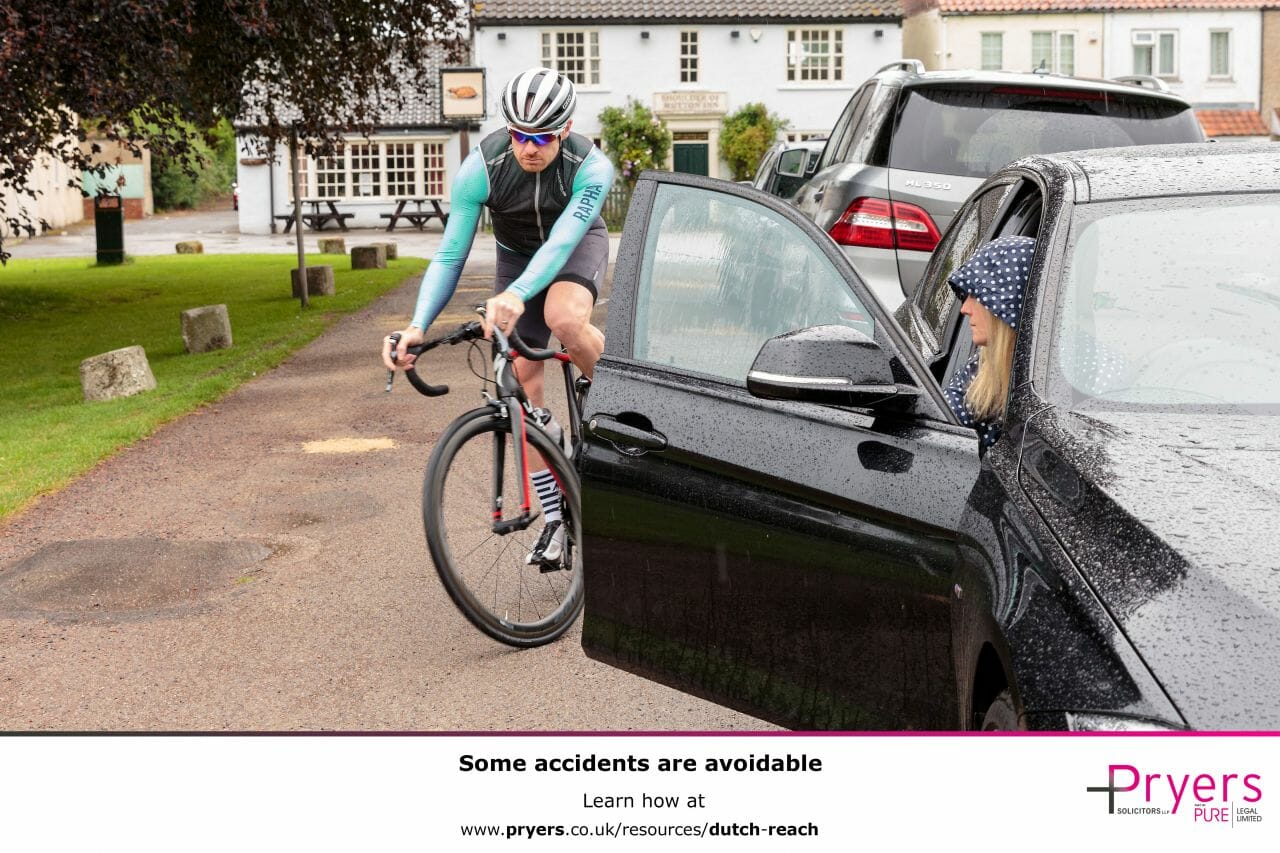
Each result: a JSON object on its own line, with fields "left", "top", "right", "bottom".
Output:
{"left": 598, "top": 99, "right": 672, "bottom": 191}
{"left": 0, "top": 0, "right": 465, "bottom": 261}
{"left": 719, "top": 103, "right": 789, "bottom": 182}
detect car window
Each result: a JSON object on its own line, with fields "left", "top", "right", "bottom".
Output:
{"left": 821, "top": 85, "right": 872, "bottom": 170}
{"left": 1053, "top": 194, "right": 1280, "bottom": 412}
{"left": 917, "top": 183, "right": 1017, "bottom": 358}
{"left": 844, "top": 84, "right": 895, "bottom": 167}
{"left": 632, "top": 183, "right": 875, "bottom": 384}
{"left": 890, "top": 86, "right": 1203, "bottom": 178}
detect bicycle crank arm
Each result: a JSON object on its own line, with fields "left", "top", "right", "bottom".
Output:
{"left": 492, "top": 513, "right": 538, "bottom": 535}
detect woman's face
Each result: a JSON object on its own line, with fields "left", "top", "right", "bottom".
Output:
{"left": 960, "top": 295, "right": 995, "bottom": 347}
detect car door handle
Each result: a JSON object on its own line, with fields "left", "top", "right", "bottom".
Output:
{"left": 586, "top": 415, "right": 668, "bottom": 451}
{"left": 813, "top": 189, "right": 825, "bottom": 202}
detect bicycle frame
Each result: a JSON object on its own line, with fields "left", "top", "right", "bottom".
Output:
{"left": 486, "top": 325, "right": 580, "bottom": 536}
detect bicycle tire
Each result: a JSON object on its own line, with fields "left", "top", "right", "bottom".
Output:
{"left": 424, "top": 406, "right": 583, "bottom": 647}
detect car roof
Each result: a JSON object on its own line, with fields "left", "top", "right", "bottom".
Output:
{"left": 1031, "top": 142, "right": 1280, "bottom": 202}
{"left": 881, "top": 67, "right": 1191, "bottom": 106}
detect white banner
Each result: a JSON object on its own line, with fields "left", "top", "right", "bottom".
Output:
{"left": 2, "top": 735, "right": 1275, "bottom": 851}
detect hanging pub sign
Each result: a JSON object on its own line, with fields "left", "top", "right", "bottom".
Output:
{"left": 440, "top": 67, "right": 486, "bottom": 120}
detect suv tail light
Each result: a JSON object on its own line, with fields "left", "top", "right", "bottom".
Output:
{"left": 828, "top": 197, "right": 941, "bottom": 252}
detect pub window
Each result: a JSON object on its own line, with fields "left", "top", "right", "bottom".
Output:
{"left": 541, "top": 30, "right": 601, "bottom": 85}
{"left": 349, "top": 143, "right": 381, "bottom": 197}
{"left": 786, "top": 28, "right": 843, "bottom": 82}
{"left": 680, "top": 31, "right": 699, "bottom": 83}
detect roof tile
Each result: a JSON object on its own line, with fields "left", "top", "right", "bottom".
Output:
{"left": 1195, "top": 109, "right": 1271, "bottom": 137}
{"left": 921, "top": 0, "right": 1280, "bottom": 12}
{"left": 473, "top": 0, "right": 900, "bottom": 23}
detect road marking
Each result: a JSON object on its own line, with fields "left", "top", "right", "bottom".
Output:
{"left": 303, "top": 437, "right": 396, "bottom": 454}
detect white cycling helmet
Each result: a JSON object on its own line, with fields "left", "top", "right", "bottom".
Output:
{"left": 500, "top": 67, "right": 577, "bottom": 133}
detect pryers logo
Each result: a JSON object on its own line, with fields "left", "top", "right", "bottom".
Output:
{"left": 1086, "top": 765, "right": 1263, "bottom": 824}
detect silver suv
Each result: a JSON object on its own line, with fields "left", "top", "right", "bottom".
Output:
{"left": 772, "top": 60, "right": 1204, "bottom": 309}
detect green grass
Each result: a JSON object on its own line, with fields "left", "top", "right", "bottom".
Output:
{"left": 0, "top": 253, "right": 427, "bottom": 519}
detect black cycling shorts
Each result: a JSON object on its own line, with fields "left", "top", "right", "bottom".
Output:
{"left": 495, "top": 222, "right": 607, "bottom": 349}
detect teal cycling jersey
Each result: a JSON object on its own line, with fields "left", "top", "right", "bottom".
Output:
{"left": 411, "top": 129, "right": 615, "bottom": 330}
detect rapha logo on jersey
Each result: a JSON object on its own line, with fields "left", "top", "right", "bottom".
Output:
{"left": 572, "top": 183, "right": 604, "bottom": 222}
{"left": 1085, "top": 764, "right": 1263, "bottom": 825}
{"left": 904, "top": 179, "right": 952, "bottom": 190}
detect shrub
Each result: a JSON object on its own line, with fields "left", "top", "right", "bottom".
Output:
{"left": 719, "top": 103, "right": 789, "bottom": 182}
{"left": 598, "top": 99, "right": 672, "bottom": 190}
{"left": 151, "top": 118, "right": 235, "bottom": 210}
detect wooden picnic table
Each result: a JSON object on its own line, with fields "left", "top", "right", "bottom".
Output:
{"left": 381, "top": 198, "right": 449, "bottom": 231}
{"left": 275, "top": 199, "right": 355, "bottom": 232}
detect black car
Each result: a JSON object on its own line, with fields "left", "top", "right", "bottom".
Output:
{"left": 578, "top": 142, "right": 1280, "bottom": 731}
{"left": 751, "top": 137, "right": 826, "bottom": 201}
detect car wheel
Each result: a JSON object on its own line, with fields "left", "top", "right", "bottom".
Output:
{"left": 979, "top": 689, "right": 1022, "bottom": 731}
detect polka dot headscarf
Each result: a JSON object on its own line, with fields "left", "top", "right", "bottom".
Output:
{"left": 947, "top": 235, "right": 1036, "bottom": 332}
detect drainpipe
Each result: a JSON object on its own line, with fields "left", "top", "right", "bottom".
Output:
{"left": 268, "top": 146, "right": 277, "bottom": 234}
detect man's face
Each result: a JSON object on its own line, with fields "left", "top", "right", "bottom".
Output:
{"left": 510, "top": 120, "right": 572, "bottom": 173}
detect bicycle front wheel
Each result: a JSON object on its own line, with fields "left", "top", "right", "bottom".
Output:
{"left": 423, "top": 408, "right": 583, "bottom": 647}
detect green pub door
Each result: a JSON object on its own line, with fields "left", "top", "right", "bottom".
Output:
{"left": 672, "top": 132, "right": 710, "bottom": 176}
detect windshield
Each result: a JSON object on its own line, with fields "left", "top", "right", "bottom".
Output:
{"left": 1051, "top": 194, "right": 1280, "bottom": 414}
{"left": 890, "top": 86, "right": 1203, "bottom": 178}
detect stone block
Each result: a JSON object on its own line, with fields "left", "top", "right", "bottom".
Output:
{"left": 181, "top": 304, "right": 233, "bottom": 353}
{"left": 317, "top": 237, "right": 346, "bottom": 255}
{"left": 175, "top": 241, "right": 204, "bottom": 254}
{"left": 80, "top": 346, "right": 157, "bottom": 402}
{"left": 372, "top": 241, "right": 398, "bottom": 261}
{"left": 290, "top": 265, "right": 336, "bottom": 297}
{"left": 350, "top": 245, "right": 387, "bottom": 270}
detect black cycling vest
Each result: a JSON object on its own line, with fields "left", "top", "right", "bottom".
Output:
{"left": 479, "top": 129, "right": 602, "bottom": 256}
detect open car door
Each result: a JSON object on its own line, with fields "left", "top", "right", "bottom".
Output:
{"left": 577, "top": 172, "right": 980, "bottom": 729}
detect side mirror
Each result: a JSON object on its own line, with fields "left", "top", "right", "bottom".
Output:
{"left": 747, "top": 325, "right": 919, "bottom": 409}
{"left": 775, "top": 147, "right": 810, "bottom": 178}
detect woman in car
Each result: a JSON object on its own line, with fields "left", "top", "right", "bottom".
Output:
{"left": 942, "top": 235, "right": 1035, "bottom": 451}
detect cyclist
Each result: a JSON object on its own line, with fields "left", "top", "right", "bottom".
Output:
{"left": 382, "top": 67, "right": 614, "bottom": 568}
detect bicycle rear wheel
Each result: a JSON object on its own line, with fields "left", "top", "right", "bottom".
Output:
{"left": 424, "top": 407, "right": 583, "bottom": 647}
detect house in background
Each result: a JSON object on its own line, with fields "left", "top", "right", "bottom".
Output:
{"left": 472, "top": 0, "right": 905, "bottom": 178}
{"left": 903, "top": 0, "right": 1278, "bottom": 141}
{"left": 80, "top": 136, "right": 154, "bottom": 221}
{"left": 2, "top": 150, "right": 85, "bottom": 238}
{"left": 234, "top": 47, "right": 472, "bottom": 235}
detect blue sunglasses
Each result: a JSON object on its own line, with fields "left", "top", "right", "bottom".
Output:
{"left": 509, "top": 128, "right": 560, "bottom": 146}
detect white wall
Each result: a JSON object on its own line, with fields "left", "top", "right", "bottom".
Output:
{"left": 475, "top": 23, "right": 903, "bottom": 176}
{"left": 1105, "top": 10, "right": 1262, "bottom": 107}
{"left": 236, "top": 132, "right": 466, "bottom": 235}
{"left": 941, "top": 13, "right": 1105, "bottom": 77}
{"left": 2, "top": 150, "right": 84, "bottom": 237}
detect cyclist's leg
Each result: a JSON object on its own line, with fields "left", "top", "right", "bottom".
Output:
{"left": 544, "top": 223, "right": 607, "bottom": 379}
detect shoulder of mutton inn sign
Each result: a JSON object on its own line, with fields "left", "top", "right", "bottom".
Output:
{"left": 653, "top": 92, "right": 729, "bottom": 117}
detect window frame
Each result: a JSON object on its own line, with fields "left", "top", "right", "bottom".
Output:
{"left": 1132, "top": 29, "right": 1178, "bottom": 80}
{"left": 1031, "top": 30, "right": 1075, "bottom": 75}
{"left": 785, "top": 27, "right": 845, "bottom": 83}
{"left": 679, "top": 30, "right": 699, "bottom": 84}
{"left": 1209, "top": 29, "right": 1232, "bottom": 80}
{"left": 295, "top": 137, "right": 449, "bottom": 202}
{"left": 980, "top": 32, "right": 1004, "bottom": 71}
{"left": 541, "top": 28, "right": 602, "bottom": 86}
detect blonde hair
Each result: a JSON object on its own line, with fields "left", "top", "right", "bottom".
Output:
{"left": 965, "top": 312, "right": 1017, "bottom": 421}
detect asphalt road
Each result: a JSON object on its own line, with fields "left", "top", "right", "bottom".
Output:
{"left": 0, "top": 222, "right": 773, "bottom": 731}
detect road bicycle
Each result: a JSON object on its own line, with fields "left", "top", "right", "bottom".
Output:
{"left": 388, "top": 309, "right": 587, "bottom": 647}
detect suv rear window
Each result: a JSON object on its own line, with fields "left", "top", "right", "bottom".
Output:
{"left": 889, "top": 85, "right": 1203, "bottom": 178}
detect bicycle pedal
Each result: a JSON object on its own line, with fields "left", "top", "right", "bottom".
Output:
{"left": 537, "top": 559, "right": 567, "bottom": 574}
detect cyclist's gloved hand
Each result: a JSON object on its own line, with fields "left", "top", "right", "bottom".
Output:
{"left": 482, "top": 291, "right": 525, "bottom": 341}
{"left": 382, "top": 326, "right": 426, "bottom": 371}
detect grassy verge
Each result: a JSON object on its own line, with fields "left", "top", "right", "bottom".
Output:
{"left": 0, "top": 253, "right": 426, "bottom": 519}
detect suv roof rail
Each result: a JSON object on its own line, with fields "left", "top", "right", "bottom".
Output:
{"left": 875, "top": 59, "right": 926, "bottom": 76}
{"left": 1112, "top": 74, "right": 1170, "bottom": 92}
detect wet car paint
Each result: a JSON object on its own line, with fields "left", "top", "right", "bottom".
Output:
{"left": 579, "top": 144, "right": 1280, "bottom": 730}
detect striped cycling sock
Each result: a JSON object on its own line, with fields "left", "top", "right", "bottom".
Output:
{"left": 530, "top": 469, "right": 561, "bottom": 523}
